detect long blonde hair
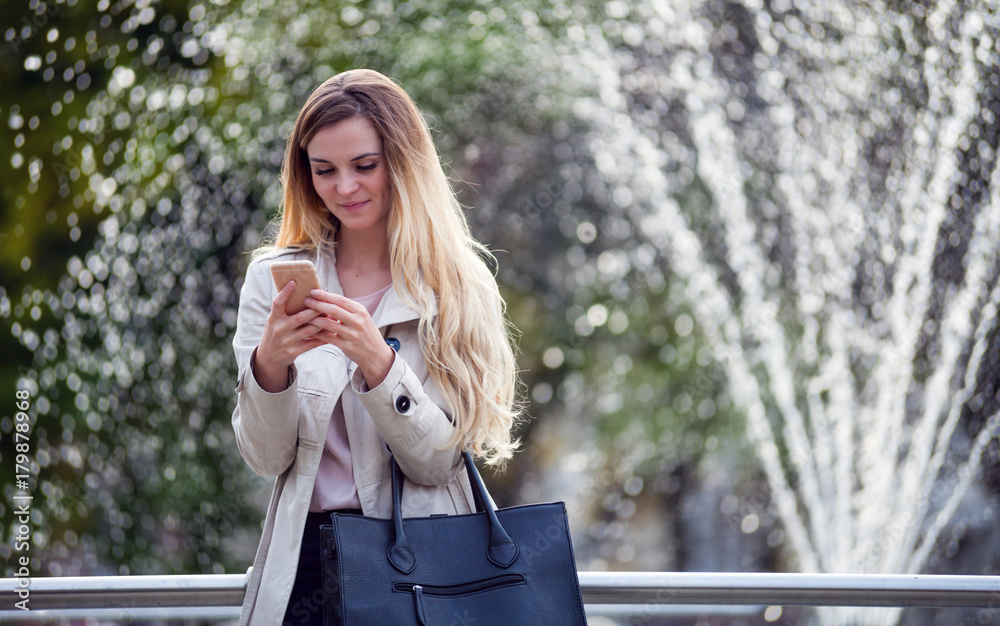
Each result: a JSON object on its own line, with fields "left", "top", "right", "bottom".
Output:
{"left": 265, "top": 69, "right": 520, "bottom": 464}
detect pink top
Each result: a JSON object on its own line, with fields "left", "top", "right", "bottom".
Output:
{"left": 309, "top": 283, "right": 393, "bottom": 513}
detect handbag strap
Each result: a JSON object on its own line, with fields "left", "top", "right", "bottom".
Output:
{"left": 386, "top": 451, "right": 519, "bottom": 573}
{"left": 387, "top": 453, "right": 416, "bottom": 573}
{"left": 460, "top": 452, "right": 519, "bottom": 567}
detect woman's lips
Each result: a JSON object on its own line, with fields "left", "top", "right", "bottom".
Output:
{"left": 341, "top": 200, "right": 369, "bottom": 210}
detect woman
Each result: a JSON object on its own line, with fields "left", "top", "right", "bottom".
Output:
{"left": 231, "top": 69, "right": 521, "bottom": 625}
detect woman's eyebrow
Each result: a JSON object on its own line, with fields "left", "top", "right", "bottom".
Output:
{"left": 308, "top": 152, "right": 381, "bottom": 163}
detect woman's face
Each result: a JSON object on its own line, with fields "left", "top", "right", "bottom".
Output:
{"left": 306, "top": 116, "right": 391, "bottom": 238}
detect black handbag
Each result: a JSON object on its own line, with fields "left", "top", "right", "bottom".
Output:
{"left": 319, "top": 451, "right": 587, "bottom": 625}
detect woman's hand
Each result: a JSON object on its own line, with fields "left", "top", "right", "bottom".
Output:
{"left": 304, "top": 289, "right": 395, "bottom": 388}
{"left": 254, "top": 280, "right": 327, "bottom": 392}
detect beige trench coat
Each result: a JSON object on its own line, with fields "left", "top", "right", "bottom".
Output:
{"left": 231, "top": 245, "right": 479, "bottom": 626}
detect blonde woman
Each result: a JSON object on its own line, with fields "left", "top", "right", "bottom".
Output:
{"left": 231, "top": 69, "right": 521, "bottom": 625}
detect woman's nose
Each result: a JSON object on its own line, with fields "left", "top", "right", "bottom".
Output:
{"left": 337, "top": 174, "right": 360, "bottom": 196}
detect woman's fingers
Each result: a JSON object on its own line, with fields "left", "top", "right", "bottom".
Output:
{"left": 303, "top": 293, "right": 387, "bottom": 369}
{"left": 304, "top": 296, "right": 369, "bottom": 337}
{"left": 307, "top": 288, "right": 371, "bottom": 312}
{"left": 298, "top": 290, "right": 394, "bottom": 386}
{"left": 288, "top": 305, "right": 325, "bottom": 327}
{"left": 257, "top": 283, "right": 330, "bottom": 372}
{"left": 304, "top": 326, "right": 340, "bottom": 346}
{"left": 304, "top": 291, "right": 352, "bottom": 319}
{"left": 271, "top": 279, "right": 297, "bottom": 315}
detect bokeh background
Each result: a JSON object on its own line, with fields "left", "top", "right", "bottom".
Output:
{"left": 2, "top": 1, "right": 999, "bottom": 624}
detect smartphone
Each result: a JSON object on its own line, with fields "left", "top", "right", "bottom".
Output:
{"left": 270, "top": 260, "right": 321, "bottom": 315}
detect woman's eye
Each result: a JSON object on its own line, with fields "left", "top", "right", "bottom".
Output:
{"left": 314, "top": 169, "right": 333, "bottom": 176}
{"left": 358, "top": 163, "right": 377, "bottom": 172}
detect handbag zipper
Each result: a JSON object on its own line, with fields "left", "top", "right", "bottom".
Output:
{"left": 393, "top": 573, "right": 525, "bottom": 596}
{"left": 399, "top": 575, "right": 526, "bottom": 626}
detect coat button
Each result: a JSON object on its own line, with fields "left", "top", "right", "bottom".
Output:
{"left": 395, "top": 395, "right": 411, "bottom": 413}
{"left": 385, "top": 337, "right": 400, "bottom": 352}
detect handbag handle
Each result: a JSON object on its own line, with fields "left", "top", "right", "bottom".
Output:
{"left": 387, "top": 451, "right": 519, "bottom": 574}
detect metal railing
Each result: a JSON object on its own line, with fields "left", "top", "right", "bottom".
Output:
{"left": 1, "top": 571, "right": 999, "bottom": 621}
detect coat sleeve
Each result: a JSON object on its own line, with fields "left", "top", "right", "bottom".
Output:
{"left": 231, "top": 257, "right": 300, "bottom": 477}
{"left": 350, "top": 353, "right": 463, "bottom": 486}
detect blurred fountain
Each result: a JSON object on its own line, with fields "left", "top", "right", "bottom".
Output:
{"left": 563, "top": 0, "right": 1000, "bottom": 623}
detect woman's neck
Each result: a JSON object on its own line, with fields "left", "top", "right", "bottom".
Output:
{"left": 335, "top": 228, "right": 392, "bottom": 297}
